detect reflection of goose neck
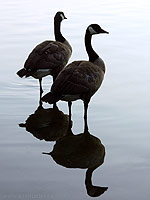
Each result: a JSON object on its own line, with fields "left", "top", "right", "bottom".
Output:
{"left": 85, "top": 167, "right": 108, "bottom": 197}
{"left": 85, "top": 168, "right": 95, "bottom": 187}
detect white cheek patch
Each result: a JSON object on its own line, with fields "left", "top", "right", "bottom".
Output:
{"left": 88, "top": 26, "right": 97, "bottom": 35}
{"left": 60, "top": 14, "right": 65, "bottom": 20}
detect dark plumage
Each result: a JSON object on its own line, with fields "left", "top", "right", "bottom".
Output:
{"left": 17, "top": 11, "right": 72, "bottom": 96}
{"left": 42, "top": 24, "right": 108, "bottom": 132}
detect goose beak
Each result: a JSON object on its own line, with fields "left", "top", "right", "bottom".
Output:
{"left": 101, "top": 28, "right": 109, "bottom": 34}
{"left": 63, "top": 14, "right": 67, "bottom": 19}
{"left": 42, "top": 152, "right": 51, "bottom": 155}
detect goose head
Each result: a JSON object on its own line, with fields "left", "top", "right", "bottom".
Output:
{"left": 54, "top": 11, "right": 67, "bottom": 22}
{"left": 87, "top": 24, "right": 109, "bottom": 35}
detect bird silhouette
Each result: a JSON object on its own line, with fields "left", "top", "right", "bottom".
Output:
{"left": 42, "top": 24, "right": 108, "bottom": 132}
{"left": 17, "top": 11, "right": 72, "bottom": 102}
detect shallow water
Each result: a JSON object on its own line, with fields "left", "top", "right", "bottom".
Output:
{"left": 0, "top": 0, "right": 150, "bottom": 199}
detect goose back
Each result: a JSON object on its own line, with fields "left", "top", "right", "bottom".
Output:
{"left": 24, "top": 40, "right": 72, "bottom": 79}
{"left": 49, "top": 60, "right": 105, "bottom": 102}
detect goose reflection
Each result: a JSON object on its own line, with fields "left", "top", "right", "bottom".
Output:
{"left": 19, "top": 105, "right": 70, "bottom": 141}
{"left": 43, "top": 128, "right": 108, "bottom": 197}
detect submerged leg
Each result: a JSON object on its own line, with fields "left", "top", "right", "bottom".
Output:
{"left": 84, "top": 101, "right": 89, "bottom": 133}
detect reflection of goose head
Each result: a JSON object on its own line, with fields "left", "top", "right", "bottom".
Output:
{"left": 85, "top": 168, "right": 108, "bottom": 197}
{"left": 43, "top": 130, "right": 108, "bottom": 197}
{"left": 19, "top": 105, "right": 71, "bottom": 141}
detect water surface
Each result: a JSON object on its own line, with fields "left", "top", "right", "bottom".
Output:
{"left": 0, "top": 0, "right": 150, "bottom": 199}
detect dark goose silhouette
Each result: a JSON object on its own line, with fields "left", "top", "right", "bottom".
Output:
{"left": 19, "top": 105, "right": 70, "bottom": 141}
{"left": 43, "top": 128, "right": 108, "bottom": 197}
{"left": 42, "top": 24, "right": 108, "bottom": 132}
{"left": 17, "top": 11, "right": 72, "bottom": 98}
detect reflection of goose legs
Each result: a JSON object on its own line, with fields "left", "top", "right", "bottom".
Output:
{"left": 85, "top": 168, "right": 108, "bottom": 197}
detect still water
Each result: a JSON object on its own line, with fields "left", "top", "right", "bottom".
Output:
{"left": 0, "top": 0, "right": 150, "bottom": 199}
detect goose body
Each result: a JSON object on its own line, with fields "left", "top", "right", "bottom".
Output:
{"left": 21, "top": 40, "right": 71, "bottom": 80}
{"left": 17, "top": 11, "right": 72, "bottom": 94}
{"left": 42, "top": 24, "right": 108, "bottom": 132}
{"left": 46, "top": 58, "right": 105, "bottom": 103}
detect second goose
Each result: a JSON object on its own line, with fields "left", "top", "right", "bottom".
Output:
{"left": 17, "top": 11, "right": 72, "bottom": 96}
{"left": 42, "top": 24, "right": 108, "bottom": 132}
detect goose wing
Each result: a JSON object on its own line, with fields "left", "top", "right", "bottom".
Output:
{"left": 24, "top": 41, "right": 71, "bottom": 72}
{"left": 51, "top": 61, "right": 104, "bottom": 96}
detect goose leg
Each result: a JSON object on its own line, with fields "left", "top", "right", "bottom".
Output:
{"left": 39, "top": 78, "right": 43, "bottom": 95}
{"left": 53, "top": 75, "right": 56, "bottom": 82}
{"left": 53, "top": 102, "right": 57, "bottom": 108}
{"left": 68, "top": 101, "right": 72, "bottom": 128}
{"left": 84, "top": 101, "right": 89, "bottom": 133}
{"left": 52, "top": 76, "right": 57, "bottom": 108}
{"left": 39, "top": 78, "right": 43, "bottom": 106}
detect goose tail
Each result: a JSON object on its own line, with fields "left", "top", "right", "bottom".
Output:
{"left": 16, "top": 68, "right": 26, "bottom": 78}
{"left": 41, "top": 92, "right": 61, "bottom": 104}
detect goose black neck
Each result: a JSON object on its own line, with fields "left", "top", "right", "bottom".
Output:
{"left": 54, "top": 20, "right": 65, "bottom": 43}
{"left": 85, "top": 30, "right": 99, "bottom": 62}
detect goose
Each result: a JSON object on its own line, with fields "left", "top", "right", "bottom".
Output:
{"left": 42, "top": 24, "right": 108, "bottom": 132}
{"left": 16, "top": 11, "right": 72, "bottom": 98}
{"left": 43, "top": 128, "right": 108, "bottom": 197}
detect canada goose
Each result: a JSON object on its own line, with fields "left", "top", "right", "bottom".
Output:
{"left": 16, "top": 11, "right": 72, "bottom": 98}
{"left": 43, "top": 129, "right": 108, "bottom": 197}
{"left": 42, "top": 24, "right": 108, "bottom": 132}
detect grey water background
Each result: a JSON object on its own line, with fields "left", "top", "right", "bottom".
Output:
{"left": 0, "top": 0, "right": 150, "bottom": 199}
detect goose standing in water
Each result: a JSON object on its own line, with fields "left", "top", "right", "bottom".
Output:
{"left": 42, "top": 24, "right": 108, "bottom": 132}
{"left": 17, "top": 11, "right": 72, "bottom": 99}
